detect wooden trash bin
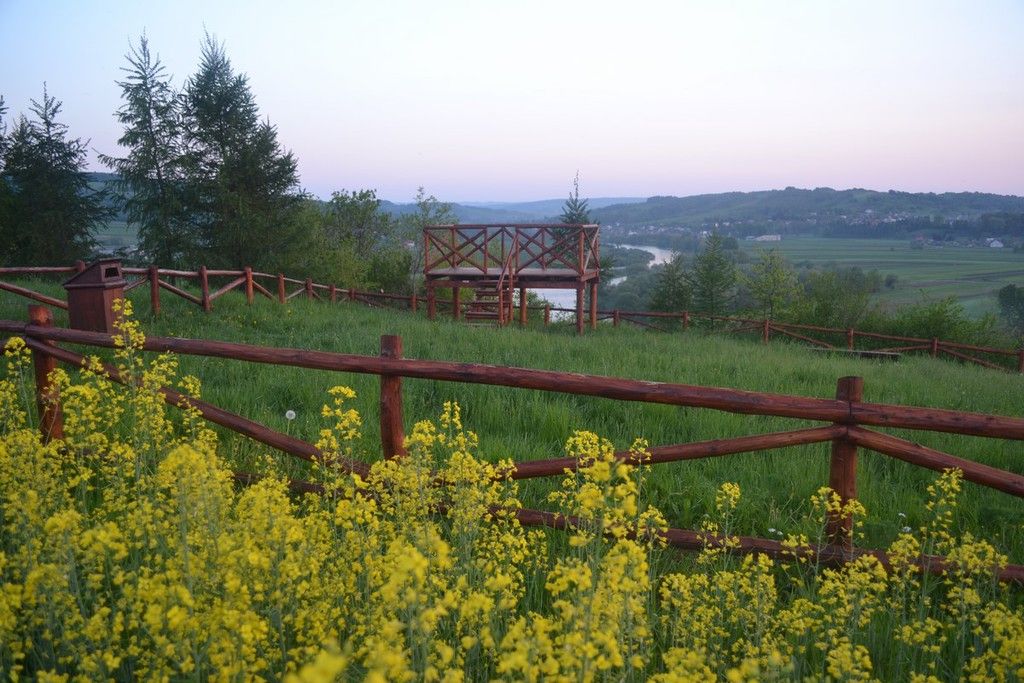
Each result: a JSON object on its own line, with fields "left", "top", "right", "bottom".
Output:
{"left": 62, "top": 259, "right": 126, "bottom": 333}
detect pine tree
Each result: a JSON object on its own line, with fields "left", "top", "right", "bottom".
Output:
{"left": 560, "top": 171, "right": 591, "bottom": 224}
{"left": 687, "top": 233, "right": 736, "bottom": 315}
{"left": 0, "top": 88, "right": 109, "bottom": 264}
{"left": 100, "top": 35, "right": 191, "bottom": 266}
{"left": 181, "top": 34, "right": 303, "bottom": 268}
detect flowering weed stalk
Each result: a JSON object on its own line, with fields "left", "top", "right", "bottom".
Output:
{"left": 1, "top": 305, "right": 1024, "bottom": 680}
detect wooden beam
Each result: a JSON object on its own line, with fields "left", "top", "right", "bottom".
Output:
{"left": 828, "top": 377, "right": 863, "bottom": 552}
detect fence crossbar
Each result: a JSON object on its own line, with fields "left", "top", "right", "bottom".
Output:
{"left": 0, "top": 281, "right": 69, "bottom": 310}
{"left": 208, "top": 276, "right": 247, "bottom": 302}
{"left": 510, "top": 425, "right": 844, "bottom": 480}
{"left": 157, "top": 279, "right": 201, "bottom": 306}
{"left": 5, "top": 320, "right": 1024, "bottom": 439}
{"left": 848, "top": 427, "right": 1024, "bottom": 497}
{"left": 22, "top": 337, "right": 371, "bottom": 478}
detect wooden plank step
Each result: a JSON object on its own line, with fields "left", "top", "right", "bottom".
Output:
{"left": 465, "top": 310, "right": 500, "bottom": 320}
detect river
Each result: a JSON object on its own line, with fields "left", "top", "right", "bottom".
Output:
{"left": 530, "top": 243, "right": 675, "bottom": 311}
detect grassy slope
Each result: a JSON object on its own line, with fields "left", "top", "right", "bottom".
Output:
{"left": 3, "top": 279, "right": 1024, "bottom": 560}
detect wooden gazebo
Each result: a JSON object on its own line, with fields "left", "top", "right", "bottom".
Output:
{"left": 423, "top": 224, "right": 600, "bottom": 334}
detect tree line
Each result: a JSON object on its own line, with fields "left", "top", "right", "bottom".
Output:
{"left": 609, "top": 236, "right": 1022, "bottom": 344}
{"left": 0, "top": 34, "right": 455, "bottom": 294}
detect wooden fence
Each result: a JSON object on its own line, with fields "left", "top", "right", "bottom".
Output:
{"left": 5, "top": 305, "right": 1024, "bottom": 583}
{"left": 2, "top": 262, "right": 1023, "bottom": 373}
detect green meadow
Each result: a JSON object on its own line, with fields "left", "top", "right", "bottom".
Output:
{"left": 772, "top": 237, "right": 1024, "bottom": 315}
{"left": 2, "top": 277, "right": 1024, "bottom": 561}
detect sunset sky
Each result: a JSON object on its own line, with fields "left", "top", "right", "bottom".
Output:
{"left": 1, "top": 0, "right": 1022, "bottom": 201}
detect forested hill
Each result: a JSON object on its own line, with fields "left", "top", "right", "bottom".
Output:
{"left": 591, "top": 187, "right": 1024, "bottom": 227}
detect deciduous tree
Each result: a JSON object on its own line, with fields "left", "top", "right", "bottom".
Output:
{"left": 399, "top": 186, "right": 456, "bottom": 293}
{"left": 745, "top": 248, "right": 799, "bottom": 318}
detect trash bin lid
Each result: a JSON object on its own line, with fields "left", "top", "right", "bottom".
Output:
{"left": 63, "top": 259, "right": 127, "bottom": 290}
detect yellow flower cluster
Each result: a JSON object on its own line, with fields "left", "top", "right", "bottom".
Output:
{"left": 1, "top": 304, "right": 1023, "bottom": 681}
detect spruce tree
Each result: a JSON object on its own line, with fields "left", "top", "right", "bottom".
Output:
{"left": 560, "top": 171, "right": 591, "bottom": 224}
{"left": 649, "top": 252, "right": 691, "bottom": 312}
{"left": 181, "top": 34, "right": 303, "bottom": 268}
{"left": 100, "top": 36, "right": 191, "bottom": 266}
{"left": 0, "top": 88, "right": 109, "bottom": 264}
{"left": 0, "top": 97, "right": 11, "bottom": 237}
{"left": 687, "top": 233, "right": 736, "bottom": 316}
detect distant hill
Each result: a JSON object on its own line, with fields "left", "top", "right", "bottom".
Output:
{"left": 378, "top": 200, "right": 539, "bottom": 223}
{"left": 458, "top": 197, "right": 645, "bottom": 219}
{"left": 591, "top": 187, "right": 1024, "bottom": 228}
{"left": 381, "top": 197, "right": 646, "bottom": 223}
{"left": 83, "top": 175, "right": 1024, "bottom": 235}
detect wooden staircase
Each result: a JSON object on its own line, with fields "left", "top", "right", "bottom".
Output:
{"left": 464, "top": 278, "right": 515, "bottom": 326}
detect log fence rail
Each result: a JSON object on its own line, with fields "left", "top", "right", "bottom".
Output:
{"left": 6, "top": 309, "right": 1024, "bottom": 583}
{"left": 1, "top": 263, "right": 1022, "bottom": 372}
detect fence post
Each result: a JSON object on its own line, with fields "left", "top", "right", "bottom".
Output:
{"left": 329, "top": 284, "right": 337, "bottom": 303}
{"left": 74, "top": 260, "right": 86, "bottom": 273}
{"left": 589, "top": 281, "right": 598, "bottom": 331}
{"left": 930, "top": 337, "right": 939, "bottom": 357}
{"left": 28, "top": 305, "right": 63, "bottom": 443}
{"left": 305, "top": 278, "right": 314, "bottom": 299}
{"left": 199, "top": 266, "right": 211, "bottom": 312}
{"left": 575, "top": 285, "right": 584, "bottom": 335}
{"left": 453, "top": 286, "right": 461, "bottom": 320}
{"left": 682, "top": 311, "right": 690, "bottom": 330}
{"left": 277, "top": 273, "right": 286, "bottom": 304}
{"left": 379, "top": 335, "right": 405, "bottom": 458}
{"left": 519, "top": 286, "right": 528, "bottom": 326}
{"left": 613, "top": 309, "right": 620, "bottom": 327}
{"left": 762, "top": 319, "right": 770, "bottom": 344}
{"left": 847, "top": 328, "right": 855, "bottom": 350}
{"left": 148, "top": 265, "right": 160, "bottom": 316}
{"left": 244, "top": 267, "right": 254, "bottom": 305}
{"left": 544, "top": 304, "right": 550, "bottom": 326}
{"left": 427, "top": 285, "right": 436, "bottom": 320}
{"left": 411, "top": 293, "right": 418, "bottom": 313}
{"left": 827, "top": 376, "right": 863, "bottom": 556}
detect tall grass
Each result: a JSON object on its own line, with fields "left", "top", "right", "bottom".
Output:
{"left": 2, "top": 280, "right": 1023, "bottom": 560}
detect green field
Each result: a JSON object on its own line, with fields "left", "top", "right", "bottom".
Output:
{"left": 2, "top": 277, "right": 1023, "bottom": 563}
{"left": 94, "top": 219, "right": 135, "bottom": 251}
{"left": 771, "top": 237, "right": 1024, "bottom": 316}
{"left": 89, "top": 223, "right": 1024, "bottom": 317}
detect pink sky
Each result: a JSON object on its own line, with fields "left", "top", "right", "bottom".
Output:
{"left": 2, "top": 0, "right": 1022, "bottom": 201}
